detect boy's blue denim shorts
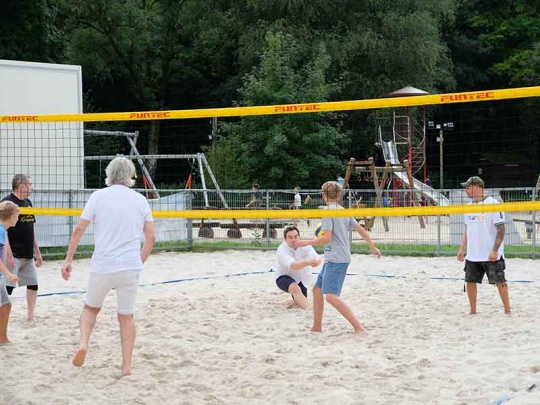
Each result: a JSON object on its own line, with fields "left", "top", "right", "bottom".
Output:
{"left": 314, "top": 262, "right": 349, "bottom": 296}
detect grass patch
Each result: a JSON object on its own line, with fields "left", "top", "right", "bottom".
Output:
{"left": 41, "top": 240, "right": 540, "bottom": 259}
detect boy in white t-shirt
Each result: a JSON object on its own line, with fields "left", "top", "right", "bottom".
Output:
{"left": 291, "top": 187, "right": 302, "bottom": 209}
{"left": 457, "top": 176, "right": 510, "bottom": 315}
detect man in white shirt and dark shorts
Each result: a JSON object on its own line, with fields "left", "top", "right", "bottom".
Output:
{"left": 457, "top": 176, "right": 511, "bottom": 315}
{"left": 276, "top": 225, "right": 321, "bottom": 310}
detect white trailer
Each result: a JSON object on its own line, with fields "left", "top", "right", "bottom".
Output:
{"left": 0, "top": 59, "right": 84, "bottom": 190}
{"left": 0, "top": 60, "right": 189, "bottom": 248}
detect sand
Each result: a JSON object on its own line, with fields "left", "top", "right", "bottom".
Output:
{"left": 3, "top": 251, "right": 540, "bottom": 405}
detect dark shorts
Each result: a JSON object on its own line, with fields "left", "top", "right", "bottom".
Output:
{"left": 464, "top": 258, "right": 506, "bottom": 284}
{"left": 276, "top": 276, "right": 307, "bottom": 297}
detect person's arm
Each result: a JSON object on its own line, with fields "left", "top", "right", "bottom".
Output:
{"left": 33, "top": 233, "right": 43, "bottom": 267}
{"left": 489, "top": 224, "right": 505, "bottom": 262}
{"left": 0, "top": 243, "right": 16, "bottom": 282}
{"left": 0, "top": 258, "right": 17, "bottom": 283}
{"left": 289, "top": 257, "right": 320, "bottom": 269}
{"left": 308, "top": 246, "right": 322, "bottom": 267}
{"left": 295, "top": 230, "right": 332, "bottom": 248}
{"left": 140, "top": 221, "right": 156, "bottom": 264}
{"left": 457, "top": 230, "right": 467, "bottom": 262}
{"left": 354, "top": 223, "right": 381, "bottom": 257}
{"left": 245, "top": 196, "right": 256, "bottom": 207}
{"left": 277, "top": 248, "right": 319, "bottom": 271}
{"left": 61, "top": 218, "right": 90, "bottom": 281}
{"left": 3, "top": 238, "right": 14, "bottom": 270}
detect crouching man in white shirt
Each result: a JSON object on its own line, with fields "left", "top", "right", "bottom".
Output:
{"left": 276, "top": 225, "right": 321, "bottom": 310}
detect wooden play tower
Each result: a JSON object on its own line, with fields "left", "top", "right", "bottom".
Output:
{"left": 379, "top": 86, "right": 428, "bottom": 179}
{"left": 342, "top": 86, "right": 431, "bottom": 231}
{"left": 344, "top": 157, "right": 425, "bottom": 232}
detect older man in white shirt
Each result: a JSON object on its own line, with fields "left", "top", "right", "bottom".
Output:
{"left": 276, "top": 225, "right": 321, "bottom": 309}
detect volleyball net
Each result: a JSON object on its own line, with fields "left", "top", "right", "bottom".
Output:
{"left": 0, "top": 86, "right": 539, "bottom": 255}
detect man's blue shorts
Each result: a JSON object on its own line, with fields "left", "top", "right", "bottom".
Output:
{"left": 314, "top": 262, "right": 349, "bottom": 296}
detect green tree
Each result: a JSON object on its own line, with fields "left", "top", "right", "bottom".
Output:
{"left": 0, "top": 0, "right": 63, "bottom": 61}
{"left": 448, "top": 0, "right": 540, "bottom": 89}
{"left": 230, "top": 0, "right": 458, "bottom": 160}
{"left": 208, "top": 31, "right": 348, "bottom": 189}
{"left": 444, "top": 0, "right": 540, "bottom": 183}
{"left": 59, "top": 0, "right": 241, "bottom": 179}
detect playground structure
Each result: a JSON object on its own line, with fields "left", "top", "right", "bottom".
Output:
{"left": 378, "top": 128, "right": 450, "bottom": 206}
{"left": 343, "top": 157, "right": 425, "bottom": 231}
{"left": 380, "top": 86, "right": 428, "bottom": 178}
{"left": 341, "top": 86, "right": 453, "bottom": 231}
{"left": 85, "top": 129, "right": 296, "bottom": 240}
{"left": 376, "top": 86, "right": 449, "bottom": 206}
{"left": 85, "top": 129, "right": 242, "bottom": 239}
{"left": 84, "top": 129, "right": 227, "bottom": 206}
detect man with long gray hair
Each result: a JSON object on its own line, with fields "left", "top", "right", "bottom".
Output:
{"left": 61, "top": 157, "right": 156, "bottom": 376}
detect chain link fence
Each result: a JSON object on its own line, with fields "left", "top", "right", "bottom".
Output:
{"left": 9, "top": 187, "right": 539, "bottom": 259}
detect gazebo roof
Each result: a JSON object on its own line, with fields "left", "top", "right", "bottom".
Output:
{"left": 383, "top": 86, "right": 429, "bottom": 98}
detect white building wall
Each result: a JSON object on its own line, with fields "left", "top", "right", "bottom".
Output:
{"left": 0, "top": 59, "right": 84, "bottom": 190}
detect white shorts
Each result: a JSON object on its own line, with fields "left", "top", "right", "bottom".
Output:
{"left": 85, "top": 270, "right": 141, "bottom": 315}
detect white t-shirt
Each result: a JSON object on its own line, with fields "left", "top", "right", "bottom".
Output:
{"left": 276, "top": 242, "right": 318, "bottom": 286}
{"left": 464, "top": 196, "right": 505, "bottom": 261}
{"left": 293, "top": 193, "right": 301, "bottom": 208}
{"left": 81, "top": 185, "right": 154, "bottom": 273}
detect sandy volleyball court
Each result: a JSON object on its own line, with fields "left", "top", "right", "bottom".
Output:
{"left": 3, "top": 251, "right": 540, "bottom": 404}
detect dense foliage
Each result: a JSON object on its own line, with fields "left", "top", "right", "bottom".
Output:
{"left": 0, "top": 0, "right": 538, "bottom": 188}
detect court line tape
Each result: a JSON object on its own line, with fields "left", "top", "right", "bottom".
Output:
{"left": 22, "top": 270, "right": 275, "bottom": 298}
{"left": 8, "top": 270, "right": 534, "bottom": 300}
{"left": 365, "top": 274, "right": 534, "bottom": 283}
{"left": 489, "top": 382, "right": 538, "bottom": 405}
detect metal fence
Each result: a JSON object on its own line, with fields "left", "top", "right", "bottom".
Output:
{"left": 183, "top": 187, "right": 539, "bottom": 258}
{"left": 8, "top": 187, "right": 539, "bottom": 259}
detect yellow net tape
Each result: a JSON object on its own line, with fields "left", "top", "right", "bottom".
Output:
{"left": 5, "top": 85, "right": 540, "bottom": 219}
{"left": 19, "top": 201, "right": 540, "bottom": 219}
{"left": 1, "top": 86, "right": 539, "bottom": 123}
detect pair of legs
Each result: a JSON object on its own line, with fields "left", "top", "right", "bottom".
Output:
{"left": 6, "top": 285, "right": 38, "bottom": 322}
{"left": 464, "top": 259, "right": 511, "bottom": 314}
{"left": 73, "top": 305, "right": 135, "bottom": 376}
{"left": 0, "top": 283, "right": 13, "bottom": 344}
{"left": 0, "top": 303, "right": 12, "bottom": 344}
{"left": 276, "top": 276, "right": 309, "bottom": 310}
{"left": 6, "top": 258, "right": 39, "bottom": 321}
{"left": 466, "top": 282, "right": 511, "bottom": 314}
{"left": 311, "top": 262, "right": 366, "bottom": 334}
{"left": 73, "top": 270, "right": 140, "bottom": 376}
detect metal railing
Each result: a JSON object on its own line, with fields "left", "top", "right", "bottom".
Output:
{"left": 6, "top": 187, "right": 538, "bottom": 259}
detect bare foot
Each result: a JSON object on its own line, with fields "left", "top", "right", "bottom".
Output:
{"left": 505, "top": 310, "right": 512, "bottom": 315}
{"left": 310, "top": 327, "right": 322, "bottom": 333}
{"left": 0, "top": 339, "right": 11, "bottom": 345}
{"left": 122, "top": 366, "right": 132, "bottom": 377}
{"left": 284, "top": 299, "right": 295, "bottom": 309}
{"left": 354, "top": 326, "right": 368, "bottom": 336}
{"left": 469, "top": 311, "right": 477, "bottom": 315}
{"left": 72, "top": 347, "right": 87, "bottom": 367}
